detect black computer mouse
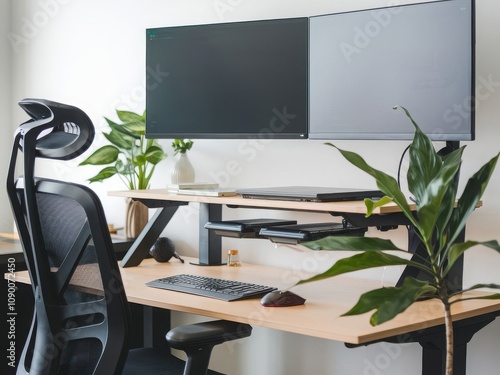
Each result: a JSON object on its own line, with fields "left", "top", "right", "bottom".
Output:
{"left": 260, "top": 290, "right": 306, "bottom": 307}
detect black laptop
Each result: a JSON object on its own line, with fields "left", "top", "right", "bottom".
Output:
{"left": 235, "top": 186, "right": 384, "bottom": 202}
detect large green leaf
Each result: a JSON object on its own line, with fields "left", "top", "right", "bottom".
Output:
{"left": 448, "top": 153, "right": 500, "bottom": 245}
{"left": 103, "top": 129, "right": 135, "bottom": 150}
{"left": 433, "top": 179, "right": 458, "bottom": 252}
{"left": 451, "top": 284, "right": 500, "bottom": 304}
{"left": 327, "top": 144, "right": 417, "bottom": 228}
{"left": 122, "top": 120, "right": 146, "bottom": 135}
{"left": 402, "top": 108, "right": 464, "bottom": 243}
{"left": 416, "top": 160, "right": 462, "bottom": 243}
{"left": 105, "top": 117, "right": 140, "bottom": 139}
{"left": 445, "top": 240, "right": 500, "bottom": 275}
{"left": 116, "top": 109, "right": 144, "bottom": 123}
{"left": 115, "top": 110, "right": 146, "bottom": 135}
{"left": 87, "top": 166, "right": 117, "bottom": 183}
{"left": 343, "top": 277, "right": 437, "bottom": 325}
{"left": 302, "top": 236, "right": 403, "bottom": 252}
{"left": 364, "top": 196, "right": 394, "bottom": 217}
{"left": 461, "top": 283, "right": 500, "bottom": 292}
{"left": 135, "top": 154, "right": 146, "bottom": 166}
{"left": 406, "top": 115, "right": 442, "bottom": 202}
{"left": 458, "top": 284, "right": 500, "bottom": 298}
{"left": 145, "top": 145, "right": 166, "bottom": 164}
{"left": 297, "top": 251, "right": 422, "bottom": 285}
{"left": 79, "top": 145, "right": 119, "bottom": 166}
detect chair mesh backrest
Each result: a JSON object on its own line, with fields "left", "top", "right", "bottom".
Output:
{"left": 36, "top": 192, "right": 93, "bottom": 269}
{"left": 38, "top": 190, "right": 103, "bottom": 374}
{"left": 16, "top": 179, "right": 131, "bottom": 375}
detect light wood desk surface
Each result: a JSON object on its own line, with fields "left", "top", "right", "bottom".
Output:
{"left": 108, "top": 189, "right": 406, "bottom": 215}
{"left": 13, "top": 258, "right": 500, "bottom": 345}
{"left": 0, "top": 233, "right": 23, "bottom": 265}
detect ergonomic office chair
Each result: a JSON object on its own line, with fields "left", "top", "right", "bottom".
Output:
{"left": 7, "top": 98, "right": 252, "bottom": 375}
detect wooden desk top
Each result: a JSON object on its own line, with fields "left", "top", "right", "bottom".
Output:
{"left": 0, "top": 233, "right": 24, "bottom": 265}
{"left": 13, "top": 258, "right": 500, "bottom": 345}
{"left": 109, "top": 189, "right": 406, "bottom": 215}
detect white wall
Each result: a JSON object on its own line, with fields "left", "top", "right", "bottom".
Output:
{"left": 1, "top": 0, "right": 12, "bottom": 231}
{"left": 7, "top": 0, "right": 500, "bottom": 374}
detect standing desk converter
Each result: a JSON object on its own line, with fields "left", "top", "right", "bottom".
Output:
{"left": 104, "top": 189, "right": 497, "bottom": 375}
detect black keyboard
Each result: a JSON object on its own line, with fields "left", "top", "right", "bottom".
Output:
{"left": 146, "top": 274, "right": 277, "bottom": 301}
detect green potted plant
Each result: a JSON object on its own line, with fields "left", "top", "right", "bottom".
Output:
{"left": 79, "top": 109, "right": 165, "bottom": 190}
{"left": 297, "top": 106, "right": 500, "bottom": 375}
{"left": 79, "top": 109, "right": 166, "bottom": 237}
{"left": 172, "top": 138, "right": 193, "bottom": 155}
{"left": 170, "top": 138, "right": 195, "bottom": 183}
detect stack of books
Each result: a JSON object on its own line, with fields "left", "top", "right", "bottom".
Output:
{"left": 167, "top": 182, "right": 236, "bottom": 197}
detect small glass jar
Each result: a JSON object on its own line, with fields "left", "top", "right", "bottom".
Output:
{"left": 227, "top": 249, "right": 241, "bottom": 267}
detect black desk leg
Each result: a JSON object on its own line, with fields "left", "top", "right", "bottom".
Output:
{"left": 120, "top": 205, "right": 180, "bottom": 268}
{"left": 352, "top": 313, "right": 499, "bottom": 375}
{"left": 191, "top": 203, "right": 225, "bottom": 266}
{"left": 143, "top": 306, "right": 171, "bottom": 349}
{"left": 417, "top": 314, "right": 496, "bottom": 375}
{"left": 421, "top": 341, "right": 467, "bottom": 375}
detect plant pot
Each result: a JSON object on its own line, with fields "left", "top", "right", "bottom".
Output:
{"left": 125, "top": 198, "right": 148, "bottom": 239}
{"left": 171, "top": 153, "right": 195, "bottom": 183}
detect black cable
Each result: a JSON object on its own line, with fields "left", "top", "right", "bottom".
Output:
{"left": 397, "top": 144, "right": 411, "bottom": 188}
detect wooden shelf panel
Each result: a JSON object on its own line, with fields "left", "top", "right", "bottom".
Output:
{"left": 109, "top": 189, "right": 404, "bottom": 215}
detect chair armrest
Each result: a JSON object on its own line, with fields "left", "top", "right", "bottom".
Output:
{"left": 166, "top": 320, "right": 252, "bottom": 350}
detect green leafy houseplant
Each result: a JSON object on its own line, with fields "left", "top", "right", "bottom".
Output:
{"left": 79, "top": 109, "right": 165, "bottom": 190}
{"left": 172, "top": 139, "right": 193, "bottom": 155}
{"left": 298, "top": 107, "right": 500, "bottom": 375}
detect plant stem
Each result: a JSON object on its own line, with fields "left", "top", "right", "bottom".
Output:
{"left": 443, "top": 299, "right": 454, "bottom": 375}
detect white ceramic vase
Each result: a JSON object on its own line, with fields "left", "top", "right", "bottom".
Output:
{"left": 171, "top": 153, "right": 195, "bottom": 184}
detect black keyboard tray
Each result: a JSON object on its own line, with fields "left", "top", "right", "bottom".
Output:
{"left": 204, "top": 218, "right": 297, "bottom": 238}
{"left": 259, "top": 222, "right": 367, "bottom": 244}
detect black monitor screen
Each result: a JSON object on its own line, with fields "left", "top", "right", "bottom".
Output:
{"left": 146, "top": 18, "right": 309, "bottom": 139}
{"left": 309, "top": 0, "right": 475, "bottom": 141}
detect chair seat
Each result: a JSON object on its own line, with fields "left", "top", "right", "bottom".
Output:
{"left": 123, "top": 348, "right": 224, "bottom": 375}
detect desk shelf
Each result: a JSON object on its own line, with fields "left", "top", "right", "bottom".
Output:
{"left": 110, "top": 189, "right": 395, "bottom": 267}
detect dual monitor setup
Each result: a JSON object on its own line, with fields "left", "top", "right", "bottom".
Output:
{"left": 146, "top": 0, "right": 475, "bottom": 142}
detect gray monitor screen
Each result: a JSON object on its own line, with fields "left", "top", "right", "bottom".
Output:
{"left": 309, "top": 0, "right": 474, "bottom": 141}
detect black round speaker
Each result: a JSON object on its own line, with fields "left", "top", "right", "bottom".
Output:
{"left": 149, "top": 237, "right": 184, "bottom": 263}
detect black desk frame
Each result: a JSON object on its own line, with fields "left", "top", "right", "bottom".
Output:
{"left": 120, "top": 200, "right": 224, "bottom": 267}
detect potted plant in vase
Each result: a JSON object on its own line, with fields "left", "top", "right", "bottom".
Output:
{"left": 297, "top": 106, "right": 500, "bottom": 375}
{"left": 171, "top": 138, "right": 195, "bottom": 183}
{"left": 79, "top": 109, "right": 166, "bottom": 238}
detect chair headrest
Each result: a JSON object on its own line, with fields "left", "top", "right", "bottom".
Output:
{"left": 17, "top": 98, "right": 95, "bottom": 160}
